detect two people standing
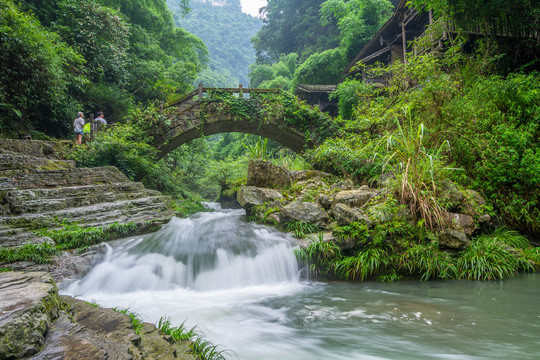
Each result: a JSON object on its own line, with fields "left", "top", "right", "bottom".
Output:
{"left": 73, "top": 111, "right": 106, "bottom": 144}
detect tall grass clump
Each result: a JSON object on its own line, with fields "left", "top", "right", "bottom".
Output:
{"left": 383, "top": 107, "right": 456, "bottom": 230}
{"left": 457, "top": 230, "right": 534, "bottom": 280}
{"left": 335, "top": 247, "right": 390, "bottom": 281}
{"left": 399, "top": 243, "right": 458, "bottom": 281}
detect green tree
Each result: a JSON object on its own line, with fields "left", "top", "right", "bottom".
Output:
{"left": 320, "top": 0, "right": 394, "bottom": 61}
{"left": 54, "top": 0, "right": 131, "bottom": 86}
{"left": 0, "top": 0, "right": 84, "bottom": 135}
{"left": 252, "top": 0, "right": 340, "bottom": 62}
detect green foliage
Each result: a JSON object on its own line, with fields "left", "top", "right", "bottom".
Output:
{"left": 252, "top": 0, "right": 340, "bottom": 63}
{"left": 243, "top": 137, "right": 269, "bottom": 160}
{"left": 383, "top": 107, "right": 456, "bottom": 230}
{"left": 249, "top": 53, "right": 299, "bottom": 89}
{"left": 409, "top": 0, "right": 539, "bottom": 41}
{"left": 173, "top": 0, "right": 262, "bottom": 87}
{"left": 332, "top": 78, "right": 374, "bottom": 119}
{"left": 292, "top": 48, "right": 347, "bottom": 87}
{"left": 299, "top": 236, "right": 343, "bottom": 276}
{"left": 0, "top": 0, "right": 84, "bottom": 134}
{"left": 173, "top": 200, "right": 211, "bottom": 218}
{"left": 157, "top": 317, "right": 197, "bottom": 342}
{"left": 457, "top": 236, "right": 529, "bottom": 281}
{"left": 2, "top": 0, "right": 208, "bottom": 137}
{"left": 68, "top": 122, "right": 159, "bottom": 182}
{"left": 335, "top": 247, "right": 389, "bottom": 280}
{"left": 399, "top": 243, "right": 458, "bottom": 281}
{"left": 157, "top": 317, "right": 231, "bottom": 360}
{"left": 0, "top": 242, "right": 57, "bottom": 264}
{"left": 333, "top": 222, "right": 370, "bottom": 244}
{"left": 305, "top": 137, "right": 382, "bottom": 183}
{"left": 54, "top": 0, "right": 130, "bottom": 85}
{"left": 286, "top": 221, "right": 321, "bottom": 238}
{"left": 320, "top": 0, "right": 394, "bottom": 61}
{"left": 113, "top": 307, "right": 144, "bottom": 334}
{"left": 36, "top": 221, "right": 138, "bottom": 250}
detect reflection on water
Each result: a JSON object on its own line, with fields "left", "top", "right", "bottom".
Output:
{"left": 61, "top": 204, "right": 540, "bottom": 360}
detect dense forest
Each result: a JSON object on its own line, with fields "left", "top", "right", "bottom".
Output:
{"left": 169, "top": 0, "right": 262, "bottom": 87}
{"left": 0, "top": 0, "right": 539, "bottom": 281}
{"left": 0, "top": 0, "right": 206, "bottom": 135}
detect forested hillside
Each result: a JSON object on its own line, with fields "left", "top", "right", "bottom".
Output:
{"left": 250, "top": 0, "right": 396, "bottom": 89}
{"left": 0, "top": 0, "right": 207, "bottom": 136}
{"left": 168, "top": 0, "right": 262, "bottom": 87}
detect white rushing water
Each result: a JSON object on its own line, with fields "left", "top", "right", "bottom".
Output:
{"left": 61, "top": 205, "right": 540, "bottom": 360}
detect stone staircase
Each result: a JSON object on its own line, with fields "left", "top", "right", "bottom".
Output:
{"left": 0, "top": 141, "right": 175, "bottom": 251}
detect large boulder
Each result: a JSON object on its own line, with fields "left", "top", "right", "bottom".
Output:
{"left": 280, "top": 200, "right": 329, "bottom": 225}
{"left": 0, "top": 272, "right": 62, "bottom": 359}
{"left": 237, "top": 185, "right": 283, "bottom": 214}
{"left": 438, "top": 229, "right": 470, "bottom": 249}
{"left": 332, "top": 203, "right": 372, "bottom": 227}
{"left": 443, "top": 212, "right": 477, "bottom": 237}
{"left": 332, "top": 186, "right": 378, "bottom": 209}
{"left": 247, "top": 160, "right": 292, "bottom": 188}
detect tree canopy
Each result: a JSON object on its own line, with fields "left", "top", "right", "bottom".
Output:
{"left": 1, "top": 0, "right": 207, "bottom": 135}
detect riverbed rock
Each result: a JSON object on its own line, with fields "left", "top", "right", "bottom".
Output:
{"left": 247, "top": 160, "right": 292, "bottom": 188}
{"left": 237, "top": 185, "right": 283, "bottom": 214}
{"left": 317, "top": 194, "right": 333, "bottom": 210}
{"left": 290, "top": 170, "right": 333, "bottom": 182}
{"left": 463, "top": 189, "right": 487, "bottom": 216}
{"left": 443, "top": 212, "right": 477, "bottom": 236}
{"left": 438, "top": 229, "right": 470, "bottom": 249}
{"left": 280, "top": 200, "right": 329, "bottom": 225}
{"left": 332, "top": 203, "right": 372, "bottom": 227}
{"left": 31, "top": 296, "right": 197, "bottom": 360}
{"left": 0, "top": 271, "right": 61, "bottom": 359}
{"left": 332, "top": 187, "right": 378, "bottom": 209}
{"left": 330, "top": 180, "right": 355, "bottom": 191}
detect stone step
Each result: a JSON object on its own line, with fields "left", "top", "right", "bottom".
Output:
{"left": 3, "top": 182, "right": 161, "bottom": 215}
{"left": 0, "top": 152, "right": 75, "bottom": 175}
{"left": 0, "top": 196, "right": 173, "bottom": 229}
{"left": 0, "top": 166, "right": 129, "bottom": 190}
{"left": 0, "top": 226, "right": 52, "bottom": 248}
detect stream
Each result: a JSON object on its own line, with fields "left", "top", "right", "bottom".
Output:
{"left": 60, "top": 204, "right": 540, "bottom": 359}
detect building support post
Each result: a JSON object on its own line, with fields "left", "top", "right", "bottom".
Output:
{"left": 401, "top": 23, "right": 407, "bottom": 64}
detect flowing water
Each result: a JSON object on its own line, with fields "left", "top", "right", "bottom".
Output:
{"left": 61, "top": 205, "right": 540, "bottom": 360}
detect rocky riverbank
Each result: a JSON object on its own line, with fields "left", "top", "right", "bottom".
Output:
{"left": 237, "top": 160, "right": 539, "bottom": 280}
{"left": 0, "top": 139, "right": 191, "bottom": 359}
{"left": 238, "top": 159, "right": 493, "bottom": 250}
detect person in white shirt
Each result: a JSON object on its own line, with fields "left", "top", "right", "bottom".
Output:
{"left": 73, "top": 112, "right": 85, "bottom": 145}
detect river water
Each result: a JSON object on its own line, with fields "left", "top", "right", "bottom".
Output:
{"left": 60, "top": 205, "right": 540, "bottom": 360}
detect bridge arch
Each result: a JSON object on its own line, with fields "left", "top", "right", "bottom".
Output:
{"left": 153, "top": 87, "right": 337, "bottom": 159}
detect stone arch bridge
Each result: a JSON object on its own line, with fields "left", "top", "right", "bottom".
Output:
{"left": 151, "top": 85, "right": 337, "bottom": 159}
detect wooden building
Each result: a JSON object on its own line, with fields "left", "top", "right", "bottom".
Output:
{"left": 343, "top": 0, "right": 432, "bottom": 79}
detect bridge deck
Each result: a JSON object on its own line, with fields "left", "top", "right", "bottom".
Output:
{"left": 167, "top": 85, "right": 281, "bottom": 107}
